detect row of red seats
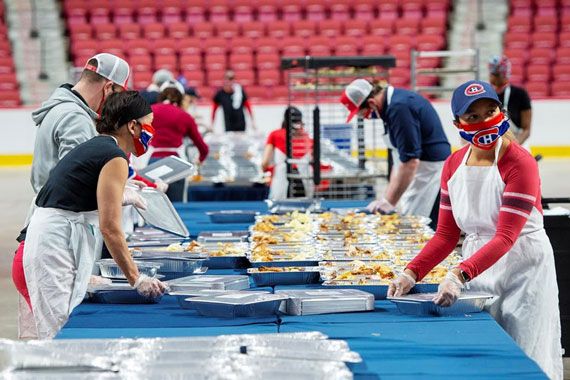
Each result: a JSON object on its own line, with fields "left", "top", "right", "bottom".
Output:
{"left": 0, "top": 1, "right": 19, "bottom": 107}
{"left": 504, "top": 31, "right": 567, "bottom": 49}
{"left": 508, "top": 14, "right": 570, "bottom": 33}
{"left": 522, "top": 82, "right": 570, "bottom": 98}
{"left": 509, "top": 63, "right": 570, "bottom": 84}
{"left": 64, "top": 0, "right": 449, "bottom": 25}
{"left": 68, "top": 17, "right": 447, "bottom": 43}
{"left": 504, "top": 47, "right": 570, "bottom": 66}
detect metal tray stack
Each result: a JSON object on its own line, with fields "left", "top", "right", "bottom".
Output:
{"left": 198, "top": 231, "right": 249, "bottom": 243}
{"left": 130, "top": 250, "right": 207, "bottom": 280}
{"left": 389, "top": 292, "right": 493, "bottom": 316}
{"left": 188, "top": 292, "right": 288, "bottom": 318}
{"left": 87, "top": 283, "right": 163, "bottom": 304}
{"left": 169, "top": 289, "right": 268, "bottom": 309}
{"left": 247, "top": 267, "right": 322, "bottom": 286}
{"left": 167, "top": 275, "right": 250, "bottom": 292}
{"left": 199, "top": 241, "right": 250, "bottom": 269}
{"left": 276, "top": 289, "right": 375, "bottom": 315}
{"left": 206, "top": 210, "right": 259, "bottom": 224}
{"left": 97, "top": 259, "right": 162, "bottom": 280}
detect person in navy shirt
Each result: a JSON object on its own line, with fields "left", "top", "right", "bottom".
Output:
{"left": 341, "top": 79, "right": 451, "bottom": 226}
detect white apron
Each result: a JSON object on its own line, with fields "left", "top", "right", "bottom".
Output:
{"left": 383, "top": 86, "right": 443, "bottom": 217}
{"left": 269, "top": 149, "right": 313, "bottom": 200}
{"left": 447, "top": 139, "right": 562, "bottom": 379}
{"left": 23, "top": 207, "right": 102, "bottom": 339}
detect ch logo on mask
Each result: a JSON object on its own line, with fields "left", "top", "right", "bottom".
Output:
{"left": 473, "top": 127, "right": 500, "bottom": 148}
{"left": 464, "top": 84, "right": 486, "bottom": 96}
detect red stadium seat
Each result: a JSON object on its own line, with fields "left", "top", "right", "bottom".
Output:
{"left": 233, "top": 70, "right": 255, "bottom": 86}
{"left": 561, "top": 15, "right": 570, "bottom": 33}
{"left": 167, "top": 22, "right": 189, "bottom": 39}
{"left": 207, "top": 69, "right": 226, "bottom": 87}
{"left": 90, "top": 7, "right": 111, "bottom": 24}
{"left": 525, "top": 82, "right": 550, "bottom": 97}
{"left": 318, "top": 20, "right": 342, "bottom": 38}
{"left": 204, "top": 54, "right": 227, "bottom": 71}
{"left": 272, "top": 86, "right": 289, "bottom": 100}
{"left": 557, "top": 47, "right": 570, "bottom": 64}
{"left": 532, "top": 32, "right": 557, "bottom": 48}
{"left": 291, "top": 20, "right": 317, "bottom": 38}
{"left": 394, "top": 18, "right": 420, "bottom": 36}
{"left": 129, "top": 55, "right": 153, "bottom": 71}
{"left": 0, "top": 73, "right": 18, "bottom": 90}
{"left": 258, "top": 4, "right": 278, "bottom": 22}
{"left": 282, "top": 1, "right": 302, "bottom": 22}
{"left": 417, "top": 57, "right": 442, "bottom": 69}
{"left": 179, "top": 54, "right": 202, "bottom": 71}
{"left": 360, "top": 36, "right": 385, "bottom": 53}
{"left": 193, "top": 22, "right": 214, "bottom": 39}
{"left": 308, "top": 44, "right": 331, "bottom": 57}
{"left": 230, "top": 37, "right": 255, "bottom": 54}
{"left": 138, "top": 7, "right": 158, "bottom": 24}
{"left": 505, "top": 32, "right": 531, "bottom": 49}
{"left": 72, "top": 40, "right": 98, "bottom": 57}
{"left": 182, "top": 70, "right": 205, "bottom": 87}
{"left": 390, "top": 67, "right": 411, "bottom": 87}
{"left": 281, "top": 36, "right": 306, "bottom": 56}
{"left": 361, "top": 43, "right": 384, "bottom": 56}
{"left": 503, "top": 48, "right": 528, "bottom": 66}
{"left": 256, "top": 38, "right": 280, "bottom": 55}
{"left": 0, "top": 90, "right": 20, "bottom": 107}
{"left": 378, "top": 0, "right": 399, "bottom": 13}
{"left": 329, "top": 0, "right": 350, "bottom": 21}
{"left": 526, "top": 64, "right": 551, "bottom": 82}
{"left": 0, "top": 57, "right": 14, "bottom": 73}
{"left": 118, "top": 24, "right": 141, "bottom": 39}
{"left": 114, "top": 5, "right": 135, "bottom": 24}
{"left": 344, "top": 20, "right": 368, "bottom": 38}
{"left": 143, "top": 23, "right": 165, "bottom": 39}
{"left": 267, "top": 21, "right": 290, "bottom": 39}
{"left": 69, "top": 24, "right": 92, "bottom": 40}
{"left": 216, "top": 23, "right": 240, "bottom": 39}
{"left": 234, "top": 2, "right": 254, "bottom": 23}
{"left": 553, "top": 64, "right": 570, "bottom": 81}
{"left": 229, "top": 53, "right": 254, "bottom": 70}
{"left": 369, "top": 19, "right": 394, "bottom": 37}
{"left": 100, "top": 40, "right": 124, "bottom": 57}
{"left": 126, "top": 39, "right": 150, "bottom": 56}
{"left": 162, "top": 8, "right": 182, "bottom": 24}
{"left": 306, "top": 0, "right": 327, "bottom": 21}
{"left": 204, "top": 38, "right": 228, "bottom": 55}
{"left": 153, "top": 55, "right": 178, "bottom": 72}
{"left": 416, "top": 35, "right": 445, "bottom": 51}
{"left": 421, "top": 17, "right": 446, "bottom": 35}
{"left": 507, "top": 15, "right": 532, "bottom": 33}
{"left": 241, "top": 22, "right": 266, "bottom": 39}
{"left": 246, "top": 86, "right": 268, "bottom": 102}
{"left": 389, "top": 35, "right": 415, "bottom": 51}
{"left": 528, "top": 47, "right": 555, "bottom": 65}
{"left": 150, "top": 38, "right": 177, "bottom": 56}
{"left": 551, "top": 82, "right": 570, "bottom": 96}
{"left": 210, "top": 4, "right": 230, "bottom": 23}
{"left": 255, "top": 52, "right": 280, "bottom": 70}
{"left": 558, "top": 32, "right": 570, "bottom": 48}
{"left": 354, "top": 3, "right": 376, "bottom": 21}
{"left": 178, "top": 38, "right": 202, "bottom": 55}
{"left": 184, "top": 3, "right": 206, "bottom": 23}
{"left": 132, "top": 70, "right": 152, "bottom": 90}
{"left": 534, "top": 15, "right": 558, "bottom": 33}
{"left": 258, "top": 69, "right": 281, "bottom": 86}
{"left": 391, "top": 49, "right": 411, "bottom": 68}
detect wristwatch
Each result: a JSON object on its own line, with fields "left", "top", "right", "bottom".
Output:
{"left": 459, "top": 270, "right": 471, "bottom": 283}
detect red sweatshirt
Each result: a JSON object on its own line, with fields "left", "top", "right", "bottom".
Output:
{"left": 150, "top": 103, "right": 209, "bottom": 162}
{"left": 406, "top": 142, "right": 543, "bottom": 281}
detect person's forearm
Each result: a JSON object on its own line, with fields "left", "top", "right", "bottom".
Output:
{"left": 384, "top": 159, "right": 419, "bottom": 205}
{"left": 100, "top": 225, "right": 140, "bottom": 286}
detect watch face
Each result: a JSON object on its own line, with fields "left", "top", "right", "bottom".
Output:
{"left": 460, "top": 271, "right": 470, "bottom": 282}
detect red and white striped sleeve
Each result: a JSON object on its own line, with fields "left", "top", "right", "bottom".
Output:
{"left": 406, "top": 152, "right": 463, "bottom": 281}
{"left": 458, "top": 143, "right": 542, "bottom": 279}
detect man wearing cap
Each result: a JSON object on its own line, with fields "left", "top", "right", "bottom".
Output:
{"left": 340, "top": 79, "right": 450, "bottom": 225}
{"left": 140, "top": 69, "right": 175, "bottom": 105}
{"left": 14, "top": 53, "right": 131, "bottom": 339}
{"left": 182, "top": 86, "right": 211, "bottom": 134}
{"left": 488, "top": 55, "right": 532, "bottom": 146}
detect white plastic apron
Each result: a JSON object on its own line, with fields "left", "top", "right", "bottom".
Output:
{"left": 23, "top": 207, "right": 102, "bottom": 339}
{"left": 383, "top": 86, "right": 443, "bottom": 217}
{"left": 447, "top": 139, "right": 562, "bottom": 379}
{"left": 269, "top": 150, "right": 313, "bottom": 200}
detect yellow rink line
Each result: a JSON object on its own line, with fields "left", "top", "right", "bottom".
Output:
{"left": 0, "top": 146, "right": 569, "bottom": 166}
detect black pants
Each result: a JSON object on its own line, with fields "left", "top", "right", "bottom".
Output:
{"left": 428, "top": 192, "right": 440, "bottom": 230}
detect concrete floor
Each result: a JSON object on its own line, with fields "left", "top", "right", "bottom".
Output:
{"left": 0, "top": 162, "right": 569, "bottom": 376}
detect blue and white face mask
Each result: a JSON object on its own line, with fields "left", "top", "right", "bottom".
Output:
{"left": 457, "top": 112, "right": 510, "bottom": 150}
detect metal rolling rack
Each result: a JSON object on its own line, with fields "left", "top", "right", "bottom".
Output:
{"left": 280, "top": 56, "right": 396, "bottom": 200}
{"left": 410, "top": 49, "right": 480, "bottom": 97}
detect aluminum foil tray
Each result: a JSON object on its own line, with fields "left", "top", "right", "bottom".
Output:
{"left": 136, "top": 188, "right": 190, "bottom": 237}
{"left": 169, "top": 290, "right": 261, "bottom": 309}
{"left": 87, "top": 284, "right": 162, "bottom": 304}
{"left": 389, "top": 292, "right": 493, "bottom": 316}
{"left": 248, "top": 267, "right": 322, "bottom": 287}
{"left": 189, "top": 293, "right": 288, "bottom": 318}
{"left": 266, "top": 198, "right": 325, "bottom": 214}
{"left": 322, "top": 281, "right": 389, "bottom": 300}
{"left": 276, "top": 289, "right": 375, "bottom": 315}
{"left": 197, "top": 231, "right": 249, "bottom": 243}
{"left": 206, "top": 210, "right": 260, "bottom": 224}
{"left": 249, "top": 259, "right": 321, "bottom": 268}
{"left": 97, "top": 259, "right": 162, "bottom": 280}
{"left": 159, "top": 265, "right": 208, "bottom": 281}
{"left": 167, "top": 275, "right": 250, "bottom": 292}
{"left": 127, "top": 238, "right": 188, "bottom": 248}
{"left": 204, "top": 256, "right": 250, "bottom": 269}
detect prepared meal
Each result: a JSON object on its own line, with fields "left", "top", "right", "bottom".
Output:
{"left": 252, "top": 221, "right": 277, "bottom": 233}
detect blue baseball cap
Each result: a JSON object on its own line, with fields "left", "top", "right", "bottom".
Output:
{"left": 451, "top": 80, "right": 502, "bottom": 117}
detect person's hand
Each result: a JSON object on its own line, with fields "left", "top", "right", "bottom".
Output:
{"left": 122, "top": 187, "right": 147, "bottom": 210}
{"left": 127, "top": 179, "right": 147, "bottom": 189}
{"left": 133, "top": 274, "right": 168, "bottom": 298}
{"left": 154, "top": 180, "right": 169, "bottom": 193}
{"left": 366, "top": 197, "right": 396, "bottom": 214}
{"left": 89, "top": 275, "right": 112, "bottom": 286}
{"left": 388, "top": 271, "right": 416, "bottom": 297}
{"left": 433, "top": 271, "right": 464, "bottom": 307}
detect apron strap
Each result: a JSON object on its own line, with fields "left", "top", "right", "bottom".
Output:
{"left": 503, "top": 85, "right": 511, "bottom": 111}
{"left": 493, "top": 137, "right": 503, "bottom": 165}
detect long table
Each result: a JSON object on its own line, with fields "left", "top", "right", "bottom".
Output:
{"left": 58, "top": 200, "right": 548, "bottom": 379}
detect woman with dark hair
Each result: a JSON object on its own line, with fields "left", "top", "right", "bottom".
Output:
{"left": 149, "top": 80, "right": 209, "bottom": 202}
{"left": 17, "top": 91, "right": 168, "bottom": 338}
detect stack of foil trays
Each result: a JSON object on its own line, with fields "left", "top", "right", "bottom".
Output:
{"left": 275, "top": 289, "right": 375, "bottom": 315}
{"left": 0, "top": 332, "right": 359, "bottom": 379}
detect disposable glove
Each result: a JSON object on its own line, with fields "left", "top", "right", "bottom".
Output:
{"left": 387, "top": 271, "right": 416, "bottom": 297}
{"left": 133, "top": 274, "right": 168, "bottom": 298}
{"left": 154, "top": 180, "right": 169, "bottom": 193}
{"left": 366, "top": 197, "right": 396, "bottom": 214}
{"left": 122, "top": 187, "right": 147, "bottom": 210}
{"left": 433, "top": 271, "right": 464, "bottom": 307}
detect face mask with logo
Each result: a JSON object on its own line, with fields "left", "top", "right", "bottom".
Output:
{"left": 457, "top": 112, "right": 510, "bottom": 150}
{"left": 133, "top": 122, "right": 155, "bottom": 157}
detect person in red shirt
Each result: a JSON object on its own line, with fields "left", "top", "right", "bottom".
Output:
{"left": 262, "top": 106, "right": 313, "bottom": 199}
{"left": 388, "top": 80, "right": 562, "bottom": 379}
{"left": 149, "top": 80, "right": 209, "bottom": 201}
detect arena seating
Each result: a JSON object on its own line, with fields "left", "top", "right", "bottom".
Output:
{"left": 505, "top": 0, "right": 570, "bottom": 97}
{"left": 0, "top": 1, "right": 21, "bottom": 107}
{"left": 63, "top": 0, "right": 450, "bottom": 101}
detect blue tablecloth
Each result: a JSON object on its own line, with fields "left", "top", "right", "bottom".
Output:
{"left": 187, "top": 184, "right": 269, "bottom": 202}
{"left": 57, "top": 200, "right": 547, "bottom": 379}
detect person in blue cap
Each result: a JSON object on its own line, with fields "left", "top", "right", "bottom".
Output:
{"left": 388, "top": 80, "right": 562, "bottom": 380}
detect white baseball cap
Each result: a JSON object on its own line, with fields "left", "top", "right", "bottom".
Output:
{"left": 84, "top": 53, "right": 130, "bottom": 89}
{"left": 340, "top": 79, "right": 373, "bottom": 122}
{"left": 159, "top": 79, "right": 185, "bottom": 95}
{"left": 152, "top": 69, "right": 174, "bottom": 87}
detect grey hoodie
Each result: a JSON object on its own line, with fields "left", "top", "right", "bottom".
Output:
{"left": 30, "top": 85, "right": 98, "bottom": 193}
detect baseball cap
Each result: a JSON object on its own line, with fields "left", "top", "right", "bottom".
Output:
{"left": 159, "top": 79, "right": 185, "bottom": 95}
{"left": 340, "top": 79, "right": 373, "bottom": 122}
{"left": 451, "top": 80, "right": 502, "bottom": 117}
{"left": 84, "top": 53, "right": 130, "bottom": 89}
{"left": 488, "top": 55, "right": 511, "bottom": 79}
{"left": 185, "top": 86, "right": 201, "bottom": 98}
{"left": 152, "top": 69, "right": 174, "bottom": 87}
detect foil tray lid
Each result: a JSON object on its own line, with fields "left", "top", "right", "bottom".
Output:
{"left": 136, "top": 188, "right": 189, "bottom": 237}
